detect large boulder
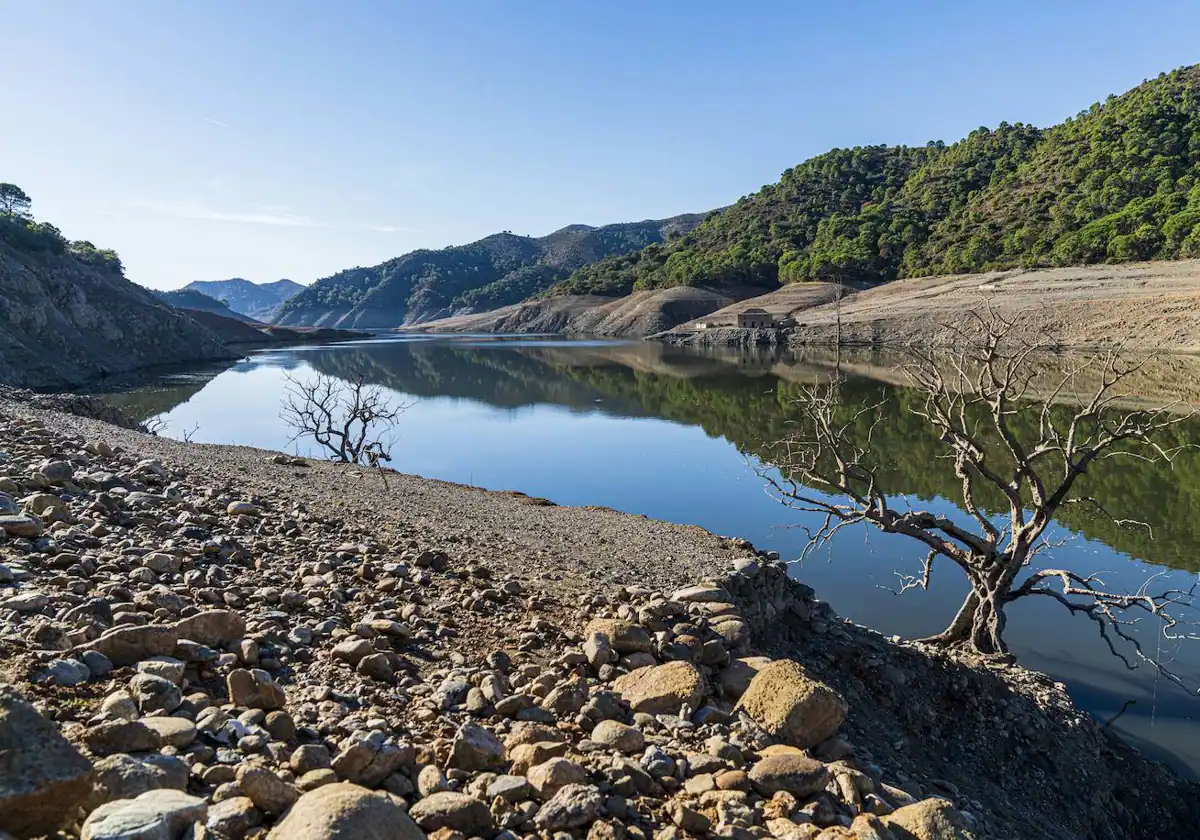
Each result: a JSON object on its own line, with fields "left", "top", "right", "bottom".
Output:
{"left": 86, "top": 753, "right": 189, "bottom": 811}
{"left": 81, "top": 789, "right": 207, "bottom": 840}
{"left": 670, "top": 584, "right": 729, "bottom": 603}
{"left": 534, "top": 783, "right": 604, "bottom": 830}
{"left": 84, "top": 720, "right": 164, "bottom": 756}
{"left": 267, "top": 783, "right": 423, "bottom": 840}
{"left": 0, "top": 686, "right": 94, "bottom": 838}
{"left": 408, "top": 791, "right": 493, "bottom": 835}
{"left": 226, "top": 668, "right": 286, "bottom": 710}
{"left": 735, "top": 659, "right": 846, "bottom": 748}
{"left": 237, "top": 766, "right": 299, "bottom": 816}
{"left": 612, "top": 661, "right": 707, "bottom": 714}
{"left": 0, "top": 513, "right": 42, "bottom": 538}
{"left": 86, "top": 625, "right": 180, "bottom": 667}
{"left": 584, "top": 618, "right": 653, "bottom": 654}
{"left": 447, "top": 722, "right": 505, "bottom": 771}
{"left": 717, "top": 656, "right": 773, "bottom": 699}
{"left": 882, "top": 798, "right": 974, "bottom": 840}
{"left": 590, "top": 720, "right": 645, "bottom": 753}
{"left": 173, "top": 610, "right": 246, "bottom": 646}
{"left": 747, "top": 754, "right": 831, "bottom": 797}
{"left": 331, "top": 732, "right": 412, "bottom": 788}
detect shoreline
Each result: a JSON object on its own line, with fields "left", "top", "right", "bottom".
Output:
{"left": 2, "top": 397, "right": 1199, "bottom": 838}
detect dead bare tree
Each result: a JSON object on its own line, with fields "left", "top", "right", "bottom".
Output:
{"left": 762, "top": 309, "right": 1199, "bottom": 683}
{"left": 279, "top": 372, "right": 409, "bottom": 475}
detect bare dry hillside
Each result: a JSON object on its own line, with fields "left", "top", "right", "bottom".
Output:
{"left": 407, "top": 287, "right": 741, "bottom": 337}
{"left": 788, "top": 260, "right": 1200, "bottom": 350}
{"left": 659, "top": 260, "right": 1200, "bottom": 351}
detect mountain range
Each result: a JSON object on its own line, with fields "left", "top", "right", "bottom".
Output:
{"left": 151, "top": 288, "right": 259, "bottom": 323}
{"left": 5, "top": 62, "right": 1200, "bottom": 388}
{"left": 272, "top": 215, "right": 704, "bottom": 328}
{"left": 184, "top": 278, "right": 303, "bottom": 321}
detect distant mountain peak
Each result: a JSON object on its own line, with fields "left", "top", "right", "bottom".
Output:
{"left": 184, "top": 278, "right": 303, "bottom": 322}
{"left": 272, "top": 214, "right": 708, "bottom": 330}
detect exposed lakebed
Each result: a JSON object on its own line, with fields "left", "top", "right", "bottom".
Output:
{"left": 92, "top": 334, "right": 1200, "bottom": 775}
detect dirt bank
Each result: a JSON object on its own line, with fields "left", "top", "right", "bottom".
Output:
{"left": 408, "top": 287, "right": 744, "bottom": 338}
{"left": 659, "top": 260, "right": 1200, "bottom": 351}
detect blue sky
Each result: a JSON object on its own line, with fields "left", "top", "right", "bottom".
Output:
{"left": 4, "top": 1, "right": 1199, "bottom": 289}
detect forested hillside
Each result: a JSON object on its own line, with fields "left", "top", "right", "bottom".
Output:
{"left": 273, "top": 215, "right": 704, "bottom": 328}
{"left": 555, "top": 65, "right": 1200, "bottom": 297}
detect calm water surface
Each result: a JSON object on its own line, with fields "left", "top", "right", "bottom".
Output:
{"left": 94, "top": 335, "right": 1200, "bottom": 775}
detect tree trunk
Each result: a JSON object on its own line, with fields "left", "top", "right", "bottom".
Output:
{"left": 918, "top": 580, "right": 1009, "bottom": 655}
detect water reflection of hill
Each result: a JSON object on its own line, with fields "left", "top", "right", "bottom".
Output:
{"left": 307, "top": 340, "right": 1200, "bottom": 574}
{"left": 85, "top": 361, "right": 239, "bottom": 422}
{"left": 101, "top": 338, "right": 1200, "bottom": 574}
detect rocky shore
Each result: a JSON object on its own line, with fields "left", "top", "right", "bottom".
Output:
{"left": 1, "top": 399, "right": 1197, "bottom": 840}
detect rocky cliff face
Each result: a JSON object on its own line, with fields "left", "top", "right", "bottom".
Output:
{"left": 0, "top": 244, "right": 235, "bottom": 389}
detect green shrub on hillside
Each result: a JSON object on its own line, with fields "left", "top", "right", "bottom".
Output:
{"left": 0, "top": 183, "right": 124, "bottom": 273}
{"left": 553, "top": 65, "right": 1200, "bottom": 297}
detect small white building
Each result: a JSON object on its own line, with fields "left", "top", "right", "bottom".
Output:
{"left": 736, "top": 307, "right": 774, "bottom": 329}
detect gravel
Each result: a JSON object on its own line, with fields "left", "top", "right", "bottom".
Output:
{"left": 17, "top": 401, "right": 746, "bottom": 595}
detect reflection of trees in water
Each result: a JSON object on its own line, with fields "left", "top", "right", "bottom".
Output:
{"left": 101, "top": 339, "right": 1200, "bottom": 574}
{"left": 555, "top": 365, "right": 1200, "bottom": 574}
{"left": 308, "top": 340, "right": 1200, "bottom": 574}
{"left": 303, "top": 342, "right": 655, "bottom": 416}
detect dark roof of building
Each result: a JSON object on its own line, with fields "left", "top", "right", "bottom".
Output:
{"left": 740, "top": 307, "right": 769, "bottom": 315}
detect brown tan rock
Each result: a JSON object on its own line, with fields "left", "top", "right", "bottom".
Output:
{"left": 882, "top": 798, "right": 973, "bottom": 840}
{"left": 612, "top": 660, "right": 707, "bottom": 715}
{"left": 174, "top": 610, "right": 247, "bottom": 646}
{"left": 86, "top": 625, "right": 179, "bottom": 667}
{"left": 509, "top": 741, "right": 571, "bottom": 774}
{"left": 227, "top": 668, "right": 286, "bottom": 710}
{"left": 748, "top": 754, "right": 830, "bottom": 797}
{"left": 584, "top": 618, "right": 653, "bottom": 653}
{"left": 408, "top": 791, "right": 493, "bottom": 835}
{"left": 267, "top": 783, "right": 423, "bottom": 840}
{"left": 527, "top": 757, "right": 587, "bottom": 799}
{"left": 0, "top": 685, "right": 93, "bottom": 838}
{"left": 735, "top": 659, "right": 846, "bottom": 748}
{"left": 717, "top": 656, "right": 773, "bottom": 698}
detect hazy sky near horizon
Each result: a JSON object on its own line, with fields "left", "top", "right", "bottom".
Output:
{"left": 4, "top": 2, "right": 1199, "bottom": 289}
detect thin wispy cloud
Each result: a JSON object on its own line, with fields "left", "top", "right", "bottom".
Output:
{"left": 130, "top": 199, "right": 319, "bottom": 227}
{"left": 129, "top": 199, "right": 423, "bottom": 235}
{"left": 203, "top": 117, "right": 229, "bottom": 128}
{"left": 367, "top": 224, "right": 424, "bottom": 234}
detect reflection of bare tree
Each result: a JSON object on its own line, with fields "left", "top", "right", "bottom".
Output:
{"left": 764, "top": 311, "right": 1199, "bottom": 685}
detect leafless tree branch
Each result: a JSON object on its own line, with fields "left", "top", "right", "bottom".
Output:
{"left": 279, "top": 371, "right": 411, "bottom": 478}
{"left": 759, "top": 311, "right": 1199, "bottom": 687}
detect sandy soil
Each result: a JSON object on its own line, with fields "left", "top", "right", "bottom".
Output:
{"left": 748, "top": 260, "right": 1200, "bottom": 351}
{"left": 408, "top": 287, "right": 747, "bottom": 337}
